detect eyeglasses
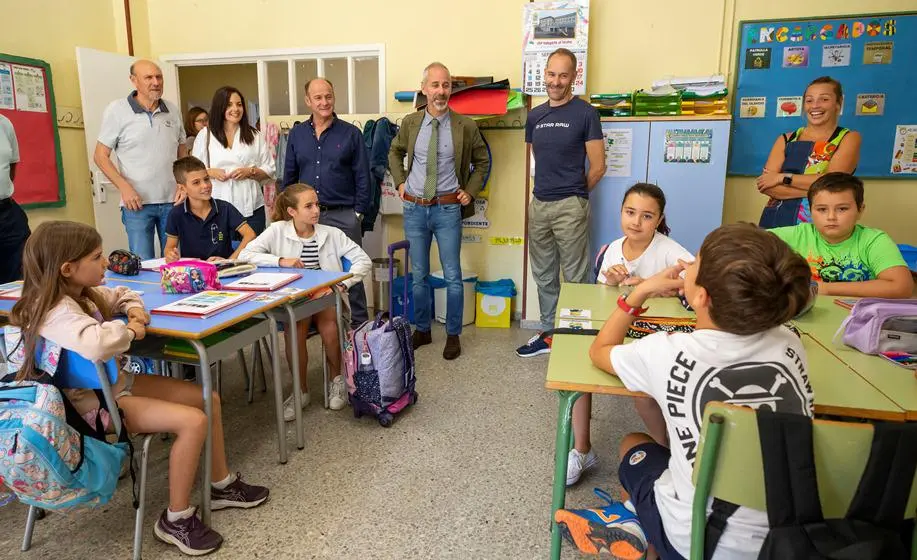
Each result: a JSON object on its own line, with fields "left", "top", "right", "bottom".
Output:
{"left": 194, "top": 117, "right": 209, "bottom": 124}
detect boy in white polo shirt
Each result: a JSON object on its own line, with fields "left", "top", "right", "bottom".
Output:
{"left": 93, "top": 59, "right": 186, "bottom": 260}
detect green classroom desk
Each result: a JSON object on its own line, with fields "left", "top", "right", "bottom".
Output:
{"left": 544, "top": 286, "right": 908, "bottom": 559}
{"left": 553, "top": 283, "right": 693, "bottom": 326}
{"left": 794, "top": 296, "right": 917, "bottom": 421}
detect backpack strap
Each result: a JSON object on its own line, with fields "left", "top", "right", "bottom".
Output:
{"left": 846, "top": 422, "right": 917, "bottom": 530}
{"left": 757, "top": 409, "right": 824, "bottom": 527}
{"left": 593, "top": 244, "right": 610, "bottom": 279}
{"left": 704, "top": 498, "right": 740, "bottom": 560}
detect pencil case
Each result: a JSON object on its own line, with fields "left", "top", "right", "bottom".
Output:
{"left": 160, "top": 260, "right": 222, "bottom": 294}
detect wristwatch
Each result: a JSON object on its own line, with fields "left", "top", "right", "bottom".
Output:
{"left": 782, "top": 174, "right": 793, "bottom": 185}
{"left": 617, "top": 294, "right": 648, "bottom": 317}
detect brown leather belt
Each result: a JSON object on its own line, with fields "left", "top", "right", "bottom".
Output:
{"left": 403, "top": 192, "right": 461, "bottom": 206}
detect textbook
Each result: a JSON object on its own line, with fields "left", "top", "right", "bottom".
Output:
{"left": 0, "top": 281, "right": 23, "bottom": 300}
{"left": 224, "top": 272, "right": 301, "bottom": 292}
{"left": 151, "top": 290, "right": 253, "bottom": 319}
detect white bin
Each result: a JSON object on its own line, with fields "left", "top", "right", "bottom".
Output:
{"left": 431, "top": 270, "right": 477, "bottom": 326}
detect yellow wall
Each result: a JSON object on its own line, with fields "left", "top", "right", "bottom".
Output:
{"left": 5, "top": 0, "right": 914, "bottom": 321}
{"left": 721, "top": 0, "right": 917, "bottom": 241}
{"left": 0, "top": 0, "right": 123, "bottom": 228}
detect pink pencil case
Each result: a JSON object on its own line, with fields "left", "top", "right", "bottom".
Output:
{"left": 160, "top": 260, "right": 222, "bottom": 294}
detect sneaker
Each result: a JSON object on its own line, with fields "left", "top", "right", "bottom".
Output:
{"left": 329, "top": 375, "right": 347, "bottom": 410}
{"left": 566, "top": 448, "right": 598, "bottom": 487}
{"left": 282, "top": 391, "right": 310, "bottom": 422}
{"left": 516, "top": 332, "right": 552, "bottom": 357}
{"left": 554, "top": 489, "right": 647, "bottom": 559}
{"left": 211, "top": 472, "right": 270, "bottom": 510}
{"left": 153, "top": 508, "right": 223, "bottom": 556}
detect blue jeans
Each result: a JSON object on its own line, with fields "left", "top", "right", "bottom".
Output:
{"left": 121, "top": 203, "right": 173, "bottom": 260}
{"left": 403, "top": 201, "right": 463, "bottom": 336}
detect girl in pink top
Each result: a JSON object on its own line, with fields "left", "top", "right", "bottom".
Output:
{"left": 9, "top": 221, "right": 269, "bottom": 556}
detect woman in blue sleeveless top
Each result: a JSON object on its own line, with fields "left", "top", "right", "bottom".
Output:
{"left": 756, "top": 76, "right": 861, "bottom": 228}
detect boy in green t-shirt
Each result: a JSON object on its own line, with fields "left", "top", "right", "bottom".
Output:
{"left": 770, "top": 172, "right": 913, "bottom": 298}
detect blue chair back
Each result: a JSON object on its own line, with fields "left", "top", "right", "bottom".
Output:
{"left": 53, "top": 350, "right": 119, "bottom": 390}
{"left": 342, "top": 257, "right": 352, "bottom": 273}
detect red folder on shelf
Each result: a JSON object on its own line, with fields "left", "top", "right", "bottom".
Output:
{"left": 448, "top": 89, "right": 509, "bottom": 115}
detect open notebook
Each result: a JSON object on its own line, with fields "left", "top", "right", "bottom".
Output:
{"left": 151, "top": 290, "right": 253, "bottom": 319}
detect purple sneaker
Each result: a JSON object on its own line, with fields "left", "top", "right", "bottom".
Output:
{"left": 211, "top": 473, "right": 270, "bottom": 510}
{"left": 153, "top": 508, "right": 223, "bottom": 556}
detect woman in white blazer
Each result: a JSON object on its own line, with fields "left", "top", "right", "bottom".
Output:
{"left": 240, "top": 183, "right": 371, "bottom": 416}
{"left": 193, "top": 86, "right": 274, "bottom": 234}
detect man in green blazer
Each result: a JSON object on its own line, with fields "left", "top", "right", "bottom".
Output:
{"left": 388, "top": 62, "right": 490, "bottom": 360}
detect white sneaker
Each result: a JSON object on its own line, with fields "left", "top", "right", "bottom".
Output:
{"left": 329, "top": 375, "right": 347, "bottom": 411}
{"left": 566, "top": 448, "right": 598, "bottom": 487}
{"left": 282, "top": 391, "right": 310, "bottom": 422}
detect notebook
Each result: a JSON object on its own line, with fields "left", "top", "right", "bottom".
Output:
{"left": 151, "top": 290, "right": 253, "bottom": 319}
{"left": 0, "top": 281, "right": 23, "bottom": 300}
{"left": 224, "top": 272, "right": 301, "bottom": 292}
{"left": 141, "top": 257, "right": 167, "bottom": 271}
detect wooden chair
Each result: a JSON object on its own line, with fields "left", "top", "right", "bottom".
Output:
{"left": 691, "top": 402, "right": 917, "bottom": 560}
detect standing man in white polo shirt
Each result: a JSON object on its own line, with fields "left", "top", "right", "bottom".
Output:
{"left": 94, "top": 59, "right": 187, "bottom": 259}
{"left": 0, "top": 114, "right": 29, "bottom": 283}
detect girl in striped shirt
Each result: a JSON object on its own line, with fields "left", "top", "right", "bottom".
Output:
{"left": 240, "top": 183, "right": 371, "bottom": 415}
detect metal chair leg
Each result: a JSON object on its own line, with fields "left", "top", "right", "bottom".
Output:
{"left": 238, "top": 348, "right": 250, "bottom": 394}
{"left": 248, "top": 342, "right": 261, "bottom": 404}
{"left": 21, "top": 505, "right": 39, "bottom": 551}
{"left": 133, "top": 434, "right": 153, "bottom": 560}
{"left": 214, "top": 361, "right": 222, "bottom": 399}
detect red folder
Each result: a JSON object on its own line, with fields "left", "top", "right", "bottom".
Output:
{"left": 448, "top": 89, "right": 509, "bottom": 115}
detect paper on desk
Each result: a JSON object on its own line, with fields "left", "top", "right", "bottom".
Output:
{"left": 560, "top": 308, "right": 592, "bottom": 319}
{"left": 558, "top": 319, "right": 596, "bottom": 330}
{"left": 141, "top": 257, "right": 167, "bottom": 271}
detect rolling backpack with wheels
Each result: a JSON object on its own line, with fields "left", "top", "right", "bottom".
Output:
{"left": 343, "top": 241, "right": 417, "bottom": 427}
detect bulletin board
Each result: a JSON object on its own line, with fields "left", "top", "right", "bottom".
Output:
{"left": 0, "top": 53, "right": 65, "bottom": 207}
{"left": 729, "top": 12, "right": 917, "bottom": 178}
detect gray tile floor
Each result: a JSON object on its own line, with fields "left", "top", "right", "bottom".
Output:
{"left": 0, "top": 324, "right": 644, "bottom": 559}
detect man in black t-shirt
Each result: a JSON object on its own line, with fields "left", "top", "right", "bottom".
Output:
{"left": 524, "top": 48, "right": 605, "bottom": 340}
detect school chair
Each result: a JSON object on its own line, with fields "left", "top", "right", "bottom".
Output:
{"left": 19, "top": 349, "right": 156, "bottom": 560}
{"left": 690, "top": 402, "right": 917, "bottom": 560}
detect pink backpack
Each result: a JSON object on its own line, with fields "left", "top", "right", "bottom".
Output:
{"left": 160, "top": 260, "right": 221, "bottom": 294}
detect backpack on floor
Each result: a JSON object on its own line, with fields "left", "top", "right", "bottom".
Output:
{"left": 0, "top": 380, "right": 129, "bottom": 511}
{"left": 344, "top": 312, "right": 417, "bottom": 427}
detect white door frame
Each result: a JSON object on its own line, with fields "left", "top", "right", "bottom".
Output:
{"left": 159, "top": 44, "right": 386, "bottom": 116}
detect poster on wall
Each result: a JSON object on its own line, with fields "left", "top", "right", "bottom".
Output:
{"left": 663, "top": 129, "right": 712, "bottom": 164}
{"left": 890, "top": 125, "right": 917, "bottom": 174}
{"left": 521, "top": 0, "right": 589, "bottom": 96}
{"left": 462, "top": 199, "right": 490, "bottom": 229}
{"left": 11, "top": 64, "right": 47, "bottom": 113}
{"left": 603, "top": 128, "right": 633, "bottom": 177}
{"left": 0, "top": 63, "right": 13, "bottom": 110}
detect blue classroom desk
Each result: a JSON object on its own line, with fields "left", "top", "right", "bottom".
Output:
{"left": 106, "top": 267, "right": 351, "bottom": 460}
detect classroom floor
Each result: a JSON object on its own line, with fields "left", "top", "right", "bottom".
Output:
{"left": 0, "top": 323, "right": 644, "bottom": 559}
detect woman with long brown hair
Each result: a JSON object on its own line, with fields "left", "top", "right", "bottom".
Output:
{"left": 192, "top": 86, "right": 274, "bottom": 234}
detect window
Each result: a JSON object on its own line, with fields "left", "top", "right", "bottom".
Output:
{"left": 162, "top": 45, "right": 385, "bottom": 120}
{"left": 260, "top": 47, "right": 384, "bottom": 116}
